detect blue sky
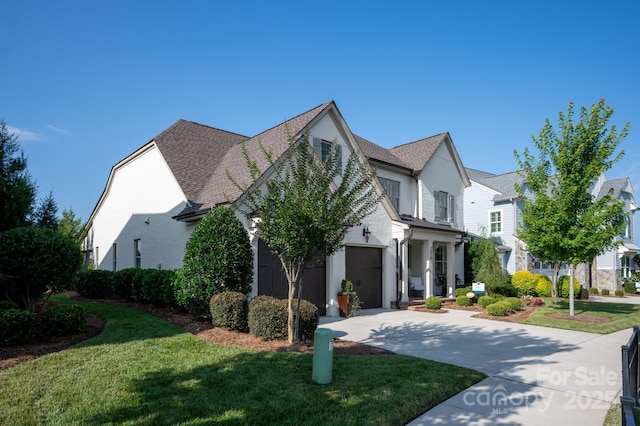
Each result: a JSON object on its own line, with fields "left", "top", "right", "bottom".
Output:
{"left": 1, "top": 0, "right": 638, "bottom": 237}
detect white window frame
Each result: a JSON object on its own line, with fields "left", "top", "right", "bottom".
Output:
{"left": 134, "top": 239, "right": 141, "bottom": 269}
{"left": 622, "top": 255, "right": 632, "bottom": 278}
{"left": 621, "top": 216, "right": 630, "bottom": 239}
{"left": 489, "top": 209, "right": 503, "bottom": 234}
{"left": 312, "top": 137, "right": 342, "bottom": 175}
{"left": 434, "top": 191, "right": 455, "bottom": 224}
{"left": 379, "top": 177, "right": 400, "bottom": 211}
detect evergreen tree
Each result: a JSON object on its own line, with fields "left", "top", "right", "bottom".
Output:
{"left": 0, "top": 121, "right": 36, "bottom": 232}
{"left": 33, "top": 191, "right": 59, "bottom": 230}
{"left": 59, "top": 207, "right": 83, "bottom": 243}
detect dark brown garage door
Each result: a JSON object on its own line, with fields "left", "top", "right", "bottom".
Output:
{"left": 257, "top": 240, "right": 326, "bottom": 315}
{"left": 345, "top": 246, "right": 382, "bottom": 309}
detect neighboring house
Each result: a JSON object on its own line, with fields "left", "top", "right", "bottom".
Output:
{"left": 464, "top": 167, "right": 639, "bottom": 291}
{"left": 81, "top": 101, "right": 470, "bottom": 316}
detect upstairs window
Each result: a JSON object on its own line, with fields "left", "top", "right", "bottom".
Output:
{"left": 489, "top": 210, "right": 502, "bottom": 234}
{"left": 312, "top": 137, "right": 342, "bottom": 174}
{"left": 621, "top": 215, "right": 630, "bottom": 239}
{"left": 379, "top": 177, "right": 400, "bottom": 211}
{"left": 434, "top": 190, "right": 455, "bottom": 223}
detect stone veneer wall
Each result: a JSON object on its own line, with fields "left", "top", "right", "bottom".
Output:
{"left": 515, "top": 241, "right": 533, "bottom": 272}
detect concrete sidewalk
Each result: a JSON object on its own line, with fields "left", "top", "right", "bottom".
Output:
{"left": 320, "top": 308, "right": 630, "bottom": 425}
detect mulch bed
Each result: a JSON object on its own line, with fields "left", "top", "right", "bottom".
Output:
{"left": 0, "top": 295, "right": 393, "bottom": 371}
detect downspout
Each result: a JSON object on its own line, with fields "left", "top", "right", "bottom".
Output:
{"left": 397, "top": 227, "right": 414, "bottom": 308}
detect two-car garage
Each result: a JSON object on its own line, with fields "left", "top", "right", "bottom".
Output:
{"left": 257, "top": 240, "right": 383, "bottom": 315}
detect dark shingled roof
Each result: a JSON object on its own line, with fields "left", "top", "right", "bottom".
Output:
{"left": 131, "top": 101, "right": 463, "bottom": 221}
{"left": 171, "top": 102, "right": 331, "bottom": 219}
{"left": 354, "top": 135, "right": 413, "bottom": 171}
{"left": 390, "top": 133, "right": 448, "bottom": 172}
{"left": 153, "top": 120, "right": 249, "bottom": 205}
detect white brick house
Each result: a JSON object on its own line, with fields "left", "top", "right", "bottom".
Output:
{"left": 82, "top": 101, "right": 470, "bottom": 315}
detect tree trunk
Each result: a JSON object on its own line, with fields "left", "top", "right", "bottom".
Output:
{"left": 284, "top": 261, "right": 301, "bottom": 344}
{"left": 569, "top": 263, "right": 575, "bottom": 316}
{"left": 287, "top": 278, "right": 297, "bottom": 344}
{"left": 551, "top": 264, "right": 559, "bottom": 298}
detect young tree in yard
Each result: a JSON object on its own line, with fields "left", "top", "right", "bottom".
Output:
{"left": 0, "top": 121, "right": 36, "bottom": 232}
{"left": 59, "top": 207, "right": 83, "bottom": 243}
{"left": 229, "top": 134, "right": 381, "bottom": 343}
{"left": 515, "top": 100, "right": 628, "bottom": 315}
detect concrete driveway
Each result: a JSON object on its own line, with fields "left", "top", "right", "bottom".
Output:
{"left": 320, "top": 307, "right": 631, "bottom": 425}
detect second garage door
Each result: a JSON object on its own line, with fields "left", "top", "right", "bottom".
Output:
{"left": 345, "top": 246, "right": 382, "bottom": 309}
{"left": 257, "top": 240, "right": 327, "bottom": 315}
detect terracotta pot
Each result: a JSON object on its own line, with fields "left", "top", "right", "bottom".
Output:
{"left": 337, "top": 294, "right": 349, "bottom": 317}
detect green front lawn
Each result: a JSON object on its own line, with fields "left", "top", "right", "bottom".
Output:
{"left": 522, "top": 298, "right": 640, "bottom": 334}
{"left": 0, "top": 297, "right": 485, "bottom": 425}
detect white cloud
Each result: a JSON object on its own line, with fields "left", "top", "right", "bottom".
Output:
{"left": 6, "top": 125, "right": 40, "bottom": 142}
{"left": 45, "top": 124, "right": 70, "bottom": 135}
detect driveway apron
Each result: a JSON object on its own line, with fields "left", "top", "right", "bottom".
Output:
{"left": 320, "top": 308, "right": 630, "bottom": 426}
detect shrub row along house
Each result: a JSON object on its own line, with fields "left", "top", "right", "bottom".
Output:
{"left": 81, "top": 101, "right": 470, "bottom": 316}
{"left": 464, "top": 167, "right": 639, "bottom": 291}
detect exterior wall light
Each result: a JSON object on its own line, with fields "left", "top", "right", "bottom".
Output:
{"left": 363, "top": 225, "right": 371, "bottom": 243}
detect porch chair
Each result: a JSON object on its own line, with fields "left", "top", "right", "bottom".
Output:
{"left": 409, "top": 276, "right": 424, "bottom": 298}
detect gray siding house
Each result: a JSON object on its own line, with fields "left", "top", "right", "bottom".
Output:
{"left": 464, "top": 167, "right": 638, "bottom": 291}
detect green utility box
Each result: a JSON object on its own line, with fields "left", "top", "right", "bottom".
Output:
{"left": 312, "top": 328, "right": 334, "bottom": 384}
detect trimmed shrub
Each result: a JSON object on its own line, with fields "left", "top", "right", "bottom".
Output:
{"left": 486, "top": 282, "right": 518, "bottom": 297}
{"left": 602, "top": 288, "right": 610, "bottom": 296}
{"left": 455, "top": 286, "right": 472, "bottom": 297}
{"left": 623, "top": 279, "right": 638, "bottom": 295}
{"left": 456, "top": 295, "right": 471, "bottom": 306}
{"left": 486, "top": 302, "right": 510, "bottom": 316}
{"left": 0, "top": 226, "right": 83, "bottom": 310}
{"left": 175, "top": 206, "right": 253, "bottom": 317}
{"left": 296, "top": 299, "right": 320, "bottom": 340}
{"left": 247, "top": 296, "right": 318, "bottom": 341}
{"left": 534, "top": 274, "right": 553, "bottom": 297}
{"left": 112, "top": 268, "right": 140, "bottom": 299}
{"left": 0, "top": 300, "right": 20, "bottom": 311}
{"left": 425, "top": 296, "right": 441, "bottom": 310}
{"left": 76, "top": 269, "right": 114, "bottom": 299}
{"left": 41, "top": 304, "right": 86, "bottom": 336}
{"left": 505, "top": 297, "right": 522, "bottom": 311}
{"left": 557, "top": 276, "right": 581, "bottom": 298}
{"left": 511, "top": 270, "right": 537, "bottom": 296}
{"left": 478, "top": 295, "right": 495, "bottom": 308}
{"left": 248, "top": 296, "right": 288, "bottom": 340}
{"left": 615, "top": 289, "right": 625, "bottom": 297}
{"left": 588, "top": 287, "right": 599, "bottom": 295}
{"left": 138, "top": 269, "right": 176, "bottom": 306}
{"left": 210, "top": 291, "right": 249, "bottom": 332}
{"left": 0, "top": 309, "right": 35, "bottom": 345}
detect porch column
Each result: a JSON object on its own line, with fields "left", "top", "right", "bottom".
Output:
{"left": 423, "top": 240, "right": 432, "bottom": 298}
{"left": 401, "top": 240, "right": 410, "bottom": 302}
{"left": 447, "top": 242, "right": 455, "bottom": 297}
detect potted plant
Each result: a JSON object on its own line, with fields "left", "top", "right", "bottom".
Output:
{"left": 337, "top": 279, "right": 362, "bottom": 317}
